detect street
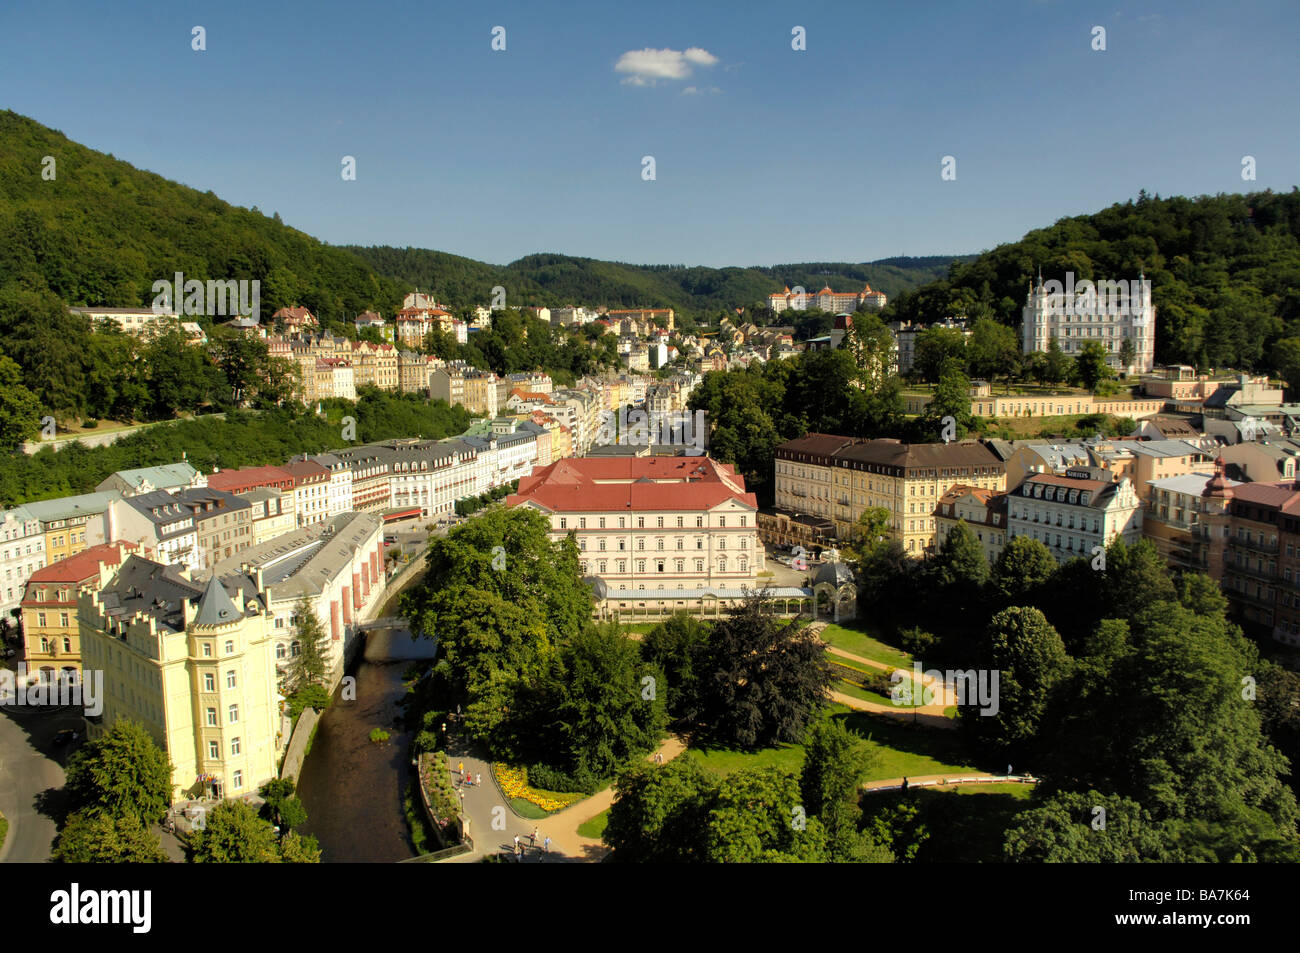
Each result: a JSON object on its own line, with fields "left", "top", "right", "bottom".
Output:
{"left": 0, "top": 703, "right": 82, "bottom": 863}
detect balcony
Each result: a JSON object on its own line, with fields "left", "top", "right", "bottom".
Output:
{"left": 1229, "top": 536, "right": 1279, "bottom": 556}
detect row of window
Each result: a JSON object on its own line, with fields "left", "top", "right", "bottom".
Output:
{"left": 559, "top": 515, "right": 745, "bottom": 529}
{"left": 578, "top": 536, "right": 748, "bottom": 552}
{"left": 580, "top": 557, "right": 748, "bottom": 574}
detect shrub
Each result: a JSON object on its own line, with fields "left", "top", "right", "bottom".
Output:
{"left": 898, "top": 626, "right": 937, "bottom": 657}
{"left": 526, "top": 762, "right": 601, "bottom": 796}
{"left": 287, "top": 683, "right": 331, "bottom": 720}
{"left": 369, "top": 728, "right": 390, "bottom": 744}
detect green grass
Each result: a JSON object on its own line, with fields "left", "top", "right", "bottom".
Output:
{"left": 842, "top": 710, "right": 984, "bottom": 781}
{"left": 833, "top": 678, "right": 897, "bottom": 708}
{"left": 818, "top": 623, "right": 911, "bottom": 668}
{"left": 577, "top": 809, "right": 609, "bottom": 839}
{"left": 403, "top": 779, "right": 436, "bottom": 855}
{"left": 861, "top": 783, "right": 1038, "bottom": 862}
{"left": 509, "top": 797, "right": 551, "bottom": 820}
{"left": 688, "top": 704, "right": 980, "bottom": 783}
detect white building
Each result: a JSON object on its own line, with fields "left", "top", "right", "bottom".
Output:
{"left": 0, "top": 507, "right": 46, "bottom": 620}
{"left": 1007, "top": 470, "right": 1142, "bottom": 564}
{"left": 309, "top": 453, "right": 355, "bottom": 519}
{"left": 1021, "top": 272, "right": 1155, "bottom": 374}
{"left": 110, "top": 492, "right": 204, "bottom": 573}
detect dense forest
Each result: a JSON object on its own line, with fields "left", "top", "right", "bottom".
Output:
{"left": 345, "top": 246, "right": 964, "bottom": 317}
{"left": 882, "top": 189, "right": 1300, "bottom": 374}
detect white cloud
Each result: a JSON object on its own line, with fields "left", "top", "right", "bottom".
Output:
{"left": 615, "top": 47, "right": 719, "bottom": 86}
{"left": 681, "top": 85, "right": 721, "bottom": 96}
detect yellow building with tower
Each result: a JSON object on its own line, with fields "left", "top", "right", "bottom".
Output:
{"left": 79, "top": 556, "right": 283, "bottom": 803}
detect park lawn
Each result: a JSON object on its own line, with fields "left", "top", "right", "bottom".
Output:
{"left": 620, "top": 623, "right": 657, "bottom": 636}
{"left": 833, "top": 678, "right": 897, "bottom": 708}
{"left": 838, "top": 710, "right": 985, "bottom": 781}
{"left": 818, "top": 622, "right": 911, "bottom": 668}
{"left": 688, "top": 704, "right": 979, "bottom": 782}
{"left": 577, "top": 809, "right": 609, "bottom": 839}
{"left": 889, "top": 784, "right": 1039, "bottom": 862}
{"left": 509, "top": 798, "right": 551, "bottom": 820}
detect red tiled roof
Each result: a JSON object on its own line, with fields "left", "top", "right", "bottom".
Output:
{"left": 508, "top": 457, "right": 754, "bottom": 513}
{"left": 25, "top": 542, "right": 135, "bottom": 586}
{"left": 206, "top": 465, "right": 294, "bottom": 492}
{"left": 282, "top": 460, "right": 330, "bottom": 483}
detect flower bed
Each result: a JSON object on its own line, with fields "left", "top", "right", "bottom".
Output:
{"left": 493, "top": 763, "right": 585, "bottom": 813}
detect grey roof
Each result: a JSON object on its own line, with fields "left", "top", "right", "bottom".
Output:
{"left": 122, "top": 490, "right": 193, "bottom": 528}
{"left": 98, "top": 555, "right": 203, "bottom": 633}
{"left": 21, "top": 490, "right": 122, "bottom": 523}
{"left": 206, "top": 512, "right": 381, "bottom": 602}
{"left": 97, "top": 463, "right": 200, "bottom": 493}
{"left": 1126, "top": 439, "right": 1208, "bottom": 458}
{"left": 814, "top": 561, "right": 856, "bottom": 588}
{"left": 194, "top": 575, "right": 243, "bottom": 626}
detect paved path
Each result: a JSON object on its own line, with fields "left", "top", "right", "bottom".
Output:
{"left": 817, "top": 634, "right": 956, "bottom": 728}
{"left": 0, "top": 705, "right": 82, "bottom": 863}
{"left": 861, "top": 773, "right": 1038, "bottom": 793}
{"left": 532, "top": 735, "right": 687, "bottom": 862}
{"left": 439, "top": 733, "right": 686, "bottom": 863}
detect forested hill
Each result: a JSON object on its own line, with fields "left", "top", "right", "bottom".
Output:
{"left": 0, "top": 108, "right": 961, "bottom": 326}
{"left": 342, "top": 247, "right": 968, "bottom": 315}
{"left": 0, "top": 110, "right": 403, "bottom": 324}
{"left": 881, "top": 189, "right": 1300, "bottom": 372}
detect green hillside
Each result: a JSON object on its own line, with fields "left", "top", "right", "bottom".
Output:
{"left": 881, "top": 189, "right": 1300, "bottom": 372}
{"left": 345, "top": 246, "right": 965, "bottom": 316}
{"left": 0, "top": 110, "right": 402, "bottom": 322}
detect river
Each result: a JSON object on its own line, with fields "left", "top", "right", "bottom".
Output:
{"left": 295, "top": 626, "right": 437, "bottom": 863}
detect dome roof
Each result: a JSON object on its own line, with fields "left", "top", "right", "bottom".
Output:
{"left": 1202, "top": 455, "right": 1235, "bottom": 499}
{"left": 813, "top": 560, "right": 855, "bottom": 588}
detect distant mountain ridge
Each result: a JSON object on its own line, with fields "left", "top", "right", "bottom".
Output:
{"left": 0, "top": 109, "right": 964, "bottom": 324}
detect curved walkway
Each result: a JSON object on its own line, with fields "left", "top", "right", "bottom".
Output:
{"left": 533, "top": 735, "right": 686, "bottom": 863}
{"left": 439, "top": 734, "right": 685, "bottom": 863}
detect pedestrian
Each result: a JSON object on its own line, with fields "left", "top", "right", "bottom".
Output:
{"left": 901, "top": 776, "right": 909, "bottom": 791}
{"left": 544, "top": 836, "right": 551, "bottom": 853}
{"left": 475, "top": 773, "right": 482, "bottom": 786}
{"left": 531, "top": 826, "right": 538, "bottom": 847}
{"left": 458, "top": 761, "right": 464, "bottom": 775}
{"left": 514, "top": 834, "right": 520, "bottom": 851}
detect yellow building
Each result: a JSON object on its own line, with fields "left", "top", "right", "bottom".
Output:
{"left": 21, "top": 492, "right": 119, "bottom": 564}
{"left": 21, "top": 542, "right": 135, "bottom": 680}
{"left": 772, "top": 434, "right": 1006, "bottom": 556}
{"left": 80, "top": 557, "right": 282, "bottom": 803}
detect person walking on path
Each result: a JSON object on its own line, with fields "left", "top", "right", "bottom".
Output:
{"left": 458, "top": 761, "right": 464, "bottom": 775}
{"left": 543, "top": 836, "right": 551, "bottom": 854}
{"left": 475, "top": 772, "right": 481, "bottom": 786}
{"left": 514, "top": 834, "right": 520, "bottom": 852}
{"left": 901, "top": 777, "right": 909, "bottom": 792}
{"left": 531, "top": 826, "right": 539, "bottom": 847}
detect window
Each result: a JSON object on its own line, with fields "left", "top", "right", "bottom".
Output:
{"left": 231, "top": 737, "right": 241, "bottom": 756}
{"left": 204, "top": 673, "right": 215, "bottom": 692}
{"left": 657, "top": 517, "right": 664, "bottom": 528}
{"left": 228, "top": 704, "right": 239, "bottom": 724}
{"left": 637, "top": 560, "right": 646, "bottom": 573}
{"left": 719, "top": 517, "right": 726, "bottom": 528}
{"left": 291, "top": 641, "right": 301, "bottom": 657}
{"left": 37, "top": 612, "right": 46, "bottom": 627}
{"left": 60, "top": 612, "right": 69, "bottom": 627}
{"left": 637, "top": 517, "right": 644, "bottom": 528}
{"left": 63, "top": 637, "right": 71, "bottom": 653}
{"left": 202, "top": 642, "right": 212, "bottom": 658}
{"left": 208, "top": 740, "right": 219, "bottom": 759}
{"left": 618, "top": 560, "right": 626, "bottom": 573}
{"left": 226, "top": 670, "right": 236, "bottom": 689}
{"left": 695, "top": 559, "right": 704, "bottom": 572}
{"left": 696, "top": 516, "right": 703, "bottom": 527}
{"left": 225, "top": 640, "right": 234, "bottom": 653}
{"left": 206, "top": 707, "right": 217, "bottom": 727}
{"left": 599, "top": 518, "right": 606, "bottom": 528}
{"left": 676, "top": 517, "right": 683, "bottom": 527}
{"left": 232, "top": 770, "right": 242, "bottom": 791}
{"left": 675, "top": 559, "right": 684, "bottom": 572}
{"left": 579, "top": 518, "right": 586, "bottom": 529}
{"left": 559, "top": 518, "right": 566, "bottom": 530}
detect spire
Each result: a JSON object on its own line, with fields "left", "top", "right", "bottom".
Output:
{"left": 194, "top": 575, "right": 242, "bottom": 626}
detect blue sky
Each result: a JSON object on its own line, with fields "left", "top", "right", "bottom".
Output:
{"left": 1, "top": 0, "right": 1296, "bottom": 267}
